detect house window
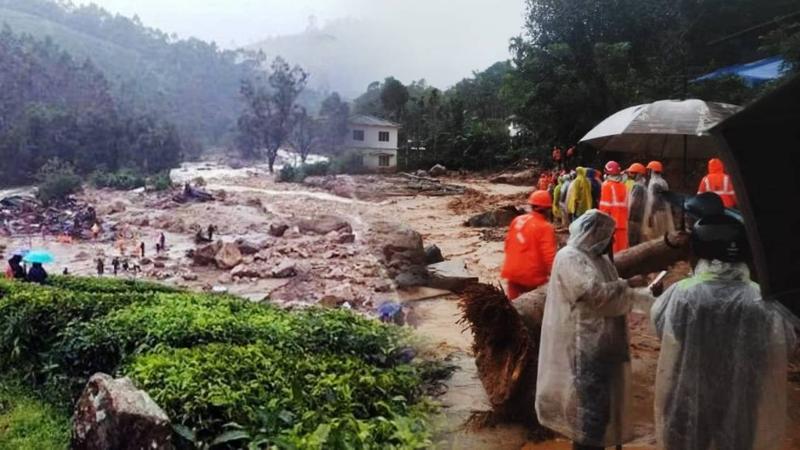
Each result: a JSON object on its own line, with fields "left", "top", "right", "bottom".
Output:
{"left": 379, "top": 155, "right": 391, "bottom": 167}
{"left": 352, "top": 129, "right": 365, "bottom": 141}
{"left": 378, "top": 131, "right": 390, "bottom": 142}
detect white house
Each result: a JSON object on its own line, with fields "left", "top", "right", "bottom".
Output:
{"left": 346, "top": 115, "right": 401, "bottom": 172}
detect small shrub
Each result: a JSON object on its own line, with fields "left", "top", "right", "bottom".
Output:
{"left": 331, "top": 150, "right": 367, "bottom": 175}
{"left": 35, "top": 159, "right": 82, "bottom": 204}
{"left": 47, "top": 275, "right": 177, "bottom": 294}
{"left": 146, "top": 172, "right": 173, "bottom": 191}
{"left": 277, "top": 164, "right": 298, "bottom": 183}
{"left": 89, "top": 169, "right": 145, "bottom": 190}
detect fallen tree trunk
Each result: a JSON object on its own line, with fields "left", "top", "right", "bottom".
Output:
{"left": 458, "top": 232, "right": 689, "bottom": 435}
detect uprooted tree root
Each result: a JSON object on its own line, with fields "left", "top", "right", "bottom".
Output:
{"left": 457, "top": 283, "right": 554, "bottom": 441}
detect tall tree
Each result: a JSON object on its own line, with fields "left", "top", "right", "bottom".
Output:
{"left": 380, "top": 77, "right": 410, "bottom": 121}
{"left": 290, "top": 107, "right": 318, "bottom": 163}
{"left": 318, "top": 92, "right": 350, "bottom": 156}
{"left": 238, "top": 57, "right": 308, "bottom": 172}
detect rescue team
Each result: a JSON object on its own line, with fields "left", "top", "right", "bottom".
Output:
{"left": 501, "top": 159, "right": 795, "bottom": 450}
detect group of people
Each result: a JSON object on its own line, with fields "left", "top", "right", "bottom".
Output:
{"left": 501, "top": 159, "right": 793, "bottom": 449}
{"left": 4, "top": 253, "right": 48, "bottom": 284}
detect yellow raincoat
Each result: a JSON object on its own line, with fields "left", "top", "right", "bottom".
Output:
{"left": 567, "top": 167, "right": 593, "bottom": 218}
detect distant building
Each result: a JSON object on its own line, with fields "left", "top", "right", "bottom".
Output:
{"left": 346, "top": 115, "right": 401, "bottom": 172}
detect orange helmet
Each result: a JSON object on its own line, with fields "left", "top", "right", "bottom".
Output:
{"left": 604, "top": 161, "right": 621, "bottom": 175}
{"left": 529, "top": 190, "right": 553, "bottom": 208}
{"left": 647, "top": 161, "right": 663, "bottom": 173}
{"left": 626, "top": 163, "right": 646, "bottom": 175}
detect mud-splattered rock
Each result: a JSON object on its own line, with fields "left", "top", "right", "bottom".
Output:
{"left": 182, "top": 273, "right": 198, "bottom": 281}
{"left": 424, "top": 244, "right": 445, "bottom": 265}
{"left": 297, "top": 215, "right": 352, "bottom": 235}
{"left": 465, "top": 206, "right": 523, "bottom": 228}
{"left": 235, "top": 239, "right": 262, "bottom": 256}
{"left": 269, "top": 223, "right": 289, "bottom": 237}
{"left": 215, "top": 243, "right": 243, "bottom": 270}
{"left": 272, "top": 261, "right": 297, "bottom": 278}
{"left": 72, "top": 373, "right": 171, "bottom": 450}
{"left": 231, "top": 264, "right": 267, "bottom": 279}
{"left": 190, "top": 241, "right": 222, "bottom": 266}
{"left": 427, "top": 260, "right": 479, "bottom": 292}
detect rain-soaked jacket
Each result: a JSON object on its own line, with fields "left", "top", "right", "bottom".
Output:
{"left": 501, "top": 211, "right": 557, "bottom": 292}
{"left": 587, "top": 168, "right": 602, "bottom": 208}
{"left": 698, "top": 159, "right": 737, "bottom": 208}
{"left": 552, "top": 177, "right": 564, "bottom": 221}
{"left": 651, "top": 260, "right": 797, "bottom": 450}
{"left": 567, "top": 167, "right": 593, "bottom": 219}
{"left": 536, "top": 210, "right": 654, "bottom": 447}
{"left": 599, "top": 176, "right": 629, "bottom": 253}
{"left": 643, "top": 172, "right": 674, "bottom": 240}
{"left": 627, "top": 177, "right": 647, "bottom": 247}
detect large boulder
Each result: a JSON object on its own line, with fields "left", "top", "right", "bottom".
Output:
{"left": 235, "top": 238, "right": 262, "bottom": 256}
{"left": 429, "top": 164, "right": 447, "bottom": 177}
{"left": 269, "top": 223, "right": 289, "bottom": 237}
{"left": 427, "top": 260, "right": 479, "bottom": 292}
{"left": 72, "top": 373, "right": 171, "bottom": 450}
{"left": 465, "top": 206, "right": 523, "bottom": 228}
{"left": 367, "top": 221, "right": 429, "bottom": 287}
{"left": 297, "top": 215, "right": 352, "bottom": 235}
{"left": 215, "top": 243, "right": 243, "bottom": 270}
{"left": 191, "top": 241, "right": 222, "bottom": 266}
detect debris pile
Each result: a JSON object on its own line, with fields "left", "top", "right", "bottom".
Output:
{"left": 172, "top": 182, "right": 214, "bottom": 204}
{"left": 465, "top": 206, "right": 523, "bottom": 228}
{"left": 304, "top": 174, "right": 467, "bottom": 201}
{"left": 0, "top": 195, "right": 98, "bottom": 238}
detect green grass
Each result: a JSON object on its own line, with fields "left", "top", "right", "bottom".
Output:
{"left": 0, "top": 381, "right": 69, "bottom": 450}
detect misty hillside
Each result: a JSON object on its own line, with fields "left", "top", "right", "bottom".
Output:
{"left": 0, "top": 0, "right": 260, "bottom": 145}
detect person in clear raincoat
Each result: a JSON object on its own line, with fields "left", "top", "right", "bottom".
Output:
{"left": 536, "top": 210, "right": 654, "bottom": 450}
{"left": 643, "top": 161, "right": 674, "bottom": 240}
{"left": 651, "top": 211, "right": 797, "bottom": 450}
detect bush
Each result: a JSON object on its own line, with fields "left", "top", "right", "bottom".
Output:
{"left": 90, "top": 169, "right": 146, "bottom": 190}
{"left": 277, "top": 161, "right": 332, "bottom": 183}
{"left": 126, "top": 344, "right": 431, "bottom": 449}
{"left": 0, "top": 276, "right": 438, "bottom": 449}
{"left": 47, "top": 275, "right": 177, "bottom": 294}
{"left": 35, "top": 159, "right": 82, "bottom": 204}
{"left": 331, "top": 150, "right": 368, "bottom": 175}
{"left": 146, "top": 172, "right": 173, "bottom": 191}
{"left": 0, "top": 379, "right": 70, "bottom": 450}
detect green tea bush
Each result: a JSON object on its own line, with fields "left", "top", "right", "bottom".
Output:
{"left": 47, "top": 275, "right": 178, "bottom": 294}
{"left": 126, "top": 343, "right": 432, "bottom": 449}
{"left": 0, "top": 276, "right": 440, "bottom": 449}
{"left": 0, "top": 379, "right": 70, "bottom": 450}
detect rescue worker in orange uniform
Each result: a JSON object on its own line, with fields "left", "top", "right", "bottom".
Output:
{"left": 501, "top": 190, "right": 558, "bottom": 300}
{"left": 599, "top": 161, "right": 629, "bottom": 253}
{"left": 698, "top": 158, "right": 737, "bottom": 208}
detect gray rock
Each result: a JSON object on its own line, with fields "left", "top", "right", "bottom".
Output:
{"left": 429, "top": 164, "right": 447, "bottom": 177}
{"left": 424, "top": 244, "right": 445, "bottom": 265}
{"left": 72, "top": 373, "right": 171, "bottom": 450}
{"left": 427, "top": 260, "right": 479, "bottom": 292}
{"left": 235, "top": 238, "right": 262, "bottom": 255}
{"left": 272, "top": 261, "right": 297, "bottom": 278}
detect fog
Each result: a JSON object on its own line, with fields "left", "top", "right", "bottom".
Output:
{"left": 77, "top": 0, "right": 526, "bottom": 93}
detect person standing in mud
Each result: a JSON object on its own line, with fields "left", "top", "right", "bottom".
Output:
{"left": 651, "top": 199, "right": 797, "bottom": 450}
{"left": 208, "top": 224, "right": 216, "bottom": 241}
{"left": 159, "top": 232, "right": 166, "bottom": 252}
{"left": 112, "top": 257, "right": 120, "bottom": 276}
{"left": 139, "top": 241, "right": 145, "bottom": 258}
{"left": 96, "top": 258, "right": 104, "bottom": 276}
{"left": 536, "top": 210, "right": 654, "bottom": 450}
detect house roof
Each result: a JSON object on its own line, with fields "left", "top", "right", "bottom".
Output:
{"left": 348, "top": 114, "right": 401, "bottom": 128}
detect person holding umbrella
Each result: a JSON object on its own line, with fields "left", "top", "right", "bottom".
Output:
{"left": 23, "top": 250, "right": 54, "bottom": 284}
{"left": 599, "top": 161, "right": 629, "bottom": 253}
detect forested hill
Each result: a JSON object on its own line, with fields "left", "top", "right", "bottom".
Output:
{"left": 0, "top": 0, "right": 261, "bottom": 146}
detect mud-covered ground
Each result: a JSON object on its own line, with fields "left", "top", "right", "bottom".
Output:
{"left": 2, "top": 162, "right": 798, "bottom": 449}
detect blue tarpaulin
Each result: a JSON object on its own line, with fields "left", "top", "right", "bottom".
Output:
{"left": 692, "top": 57, "right": 790, "bottom": 87}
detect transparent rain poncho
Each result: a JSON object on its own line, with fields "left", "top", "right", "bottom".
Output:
{"left": 643, "top": 172, "right": 675, "bottom": 239}
{"left": 651, "top": 260, "right": 798, "bottom": 450}
{"left": 536, "top": 210, "right": 654, "bottom": 446}
{"left": 627, "top": 177, "right": 647, "bottom": 247}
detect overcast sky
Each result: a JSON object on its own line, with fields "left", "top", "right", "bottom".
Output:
{"left": 75, "top": 0, "right": 526, "bottom": 87}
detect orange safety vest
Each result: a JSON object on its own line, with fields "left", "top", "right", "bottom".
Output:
{"left": 599, "top": 179, "right": 629, "bottom": 252}
{"left": 501, "top": 211, "right": 557, "bottom": 291}
{"left": 698, "top": 173, "right": 737, "bottom": 208}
